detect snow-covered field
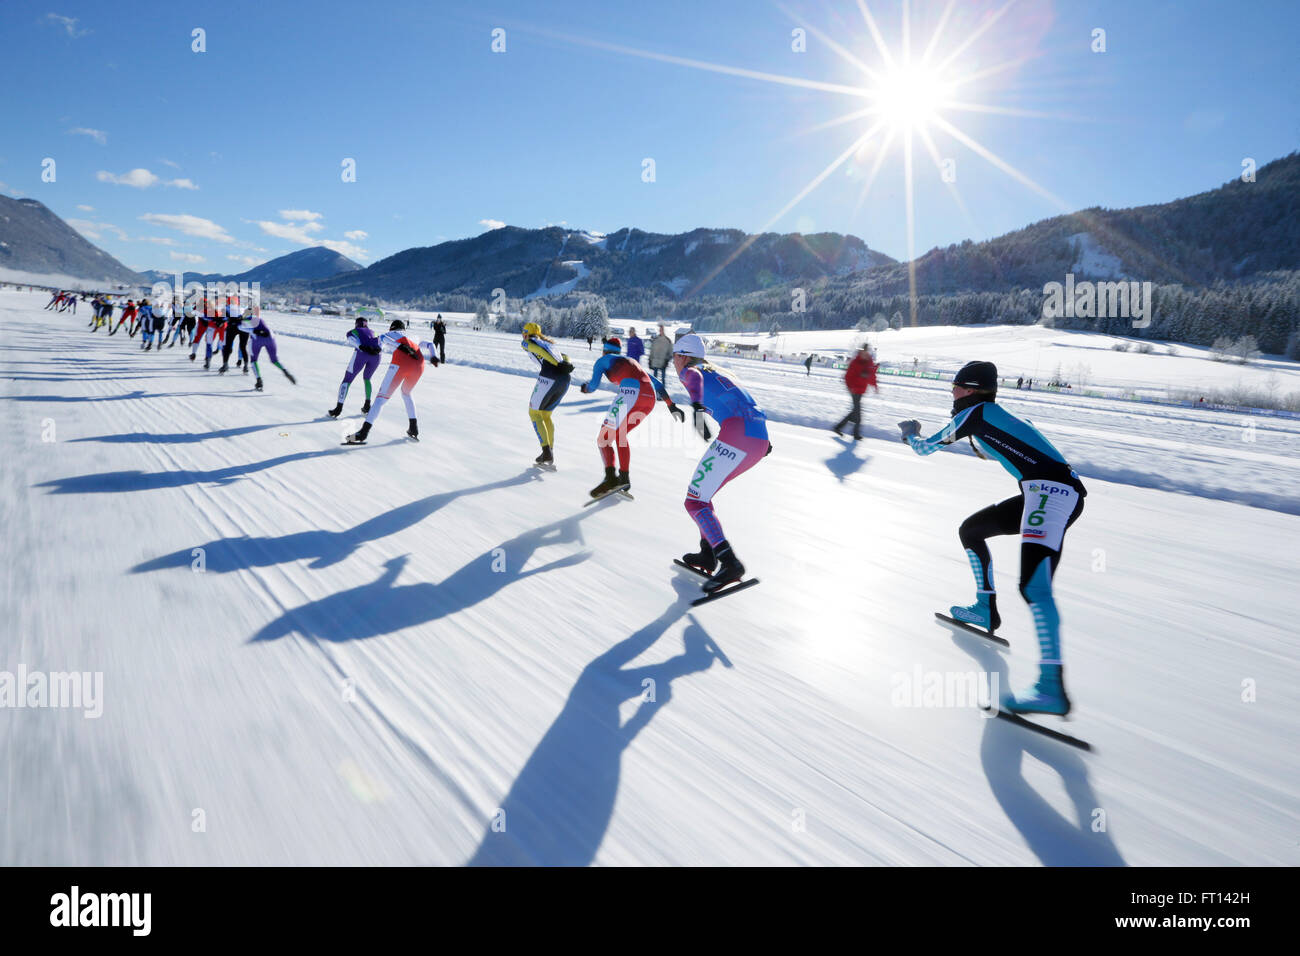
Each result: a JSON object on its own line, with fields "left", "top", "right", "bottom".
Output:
{"left": 2, "top": 287, "right": 1297, "bottom": 866}
{"left": 705, "top": 324, "right": 1300, "bottom": 397}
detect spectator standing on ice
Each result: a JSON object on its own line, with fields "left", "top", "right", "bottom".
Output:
{"left": 626, "top": 327, "right": 645, "bottom": 365}
{"left": 433, "top": 314, "right": 447, "bottom": 363}
{"left": 648, "top": 323, "right": 673, "bottom": 381}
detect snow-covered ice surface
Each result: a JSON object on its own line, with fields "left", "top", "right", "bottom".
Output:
{"left": 2, "top": 288, "right": 1297, "bottom": 866}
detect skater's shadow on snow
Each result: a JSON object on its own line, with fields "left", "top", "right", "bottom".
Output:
{"left": 950, "top": 632, "right": 1125, "bottom": 866}
{"left": 71, "top": 420, "right": 320, "bottom": 444}
{"left": 37, "top": 447, "right": 354, "bottom": 495}
{"left": 247, "top": 507, "right": 594, "bottom": 643}
{"left": 826, "top": 436, "right": 871, "bottom": 482}
{"left": 468, "top": 591, "right": 725, "bottom": 866}
{"left": 10, "top": 390, "right": 260, "bottom": 404}
{"left": 134, "top": 470, "right": 542, "bottom": 574}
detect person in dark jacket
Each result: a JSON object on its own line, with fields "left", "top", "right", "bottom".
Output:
{"left": 832, "top": 347, "right": 877, "bottom": 440}
{"left": 804, "top": 354, "right": 814, "bottom": 376}
{"left": 432, "top": 315, "right": 447, "bottom": 363}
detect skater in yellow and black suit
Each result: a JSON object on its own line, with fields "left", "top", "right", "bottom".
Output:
{"left": 521, "top": 321, "right": 574, "bottom": 467}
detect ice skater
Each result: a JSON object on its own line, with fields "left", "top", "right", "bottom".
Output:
{"left": 327, "top": 317, "right": 383, "bottom": 418}
{"left": 578, "top": 336, "right": 683, "bottom": 498}
{"left": 345, "top": 320, "right": 437, "bottom": 444}
{"left": 109, "top": 299, "right": 139, "bottom": 337}
{"left": 189, "top": 297, "right": 225, "bottom": 369}
{"left": 670, "top": 334, "right": 771, "bottom": 594}
{"left": 521, "top": 321, "right": 574, "bottom": 467}
{"left": 898, "top": 361, "right": 1088, "bottom": 716}
{"left": 218, "top": 298, "right": 251, "bottom": 373}
{"left": 244, "top": 315, "right": 296, "bottom": 391}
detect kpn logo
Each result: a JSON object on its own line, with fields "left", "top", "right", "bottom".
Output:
{"left": 50, "top": 886, "right": 151, "bottom": 936}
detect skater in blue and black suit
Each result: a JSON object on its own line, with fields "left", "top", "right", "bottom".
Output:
{"left": 898, "top": 361, "right": 1087, "bottom": 716}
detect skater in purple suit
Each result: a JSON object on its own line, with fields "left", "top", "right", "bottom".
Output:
{"left": 327, "top": 317, "right": 383, "bottom": 418}
{"left": 245, "top": 314, "right": 296, "bottom": 392}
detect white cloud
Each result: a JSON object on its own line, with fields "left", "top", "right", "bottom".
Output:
{"left": 97, "top": 168, "right": 160, "bottom": 188}
{"left": 136, "top": 236, "right": 176, "bottom": 246}
{"left": 68, "top": 127, "right": 107, "bottom": 145}
{"left": 226, "top": 254, "right": 265, "bottom": 268}
{"left": 317, "top": 239, "right": 368, "bottom": 261}
{"left": 344, "top": 229, "right": 368, "bottom": 241}
{"left": 68, "top": 218, "right": 102, "bottom": 240}
{"left": 45, "top": 14, "right": 90, "bottom": 38}
{"left": 159, "top": 158, "right": 180, "bottom": 169}
{"left": 139, "top": 213, "right": 234, "bottom": 243}
{"left": 245, "top": 218, "right": 367, "bottom": 262}
{"left": 76, "top": 204, "right": 94, "bottom": 212}
{"left": 68, "top": 218, "right": 126, "bottom": 242}
{"left": 479, "top": 219, "right": 507, "bottom": 230}
{"left": 170, "top": 252, "right": 206, "bottom": 264}
{"left": 252, "top": 219, "right": 325, "bottom": 244}
{"left": 97, "top": 168, "right": 197, "bottom": 189}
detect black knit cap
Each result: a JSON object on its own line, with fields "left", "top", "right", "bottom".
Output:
{"left": 954, "top": 361, "right": 998, "bottom": 392}
{"left": 389, "top": 319, "right": 405, "bottom": 331}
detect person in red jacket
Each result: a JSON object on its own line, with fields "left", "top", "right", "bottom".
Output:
{"left": 832, "top": 346, "right": 878, "bottom": 440}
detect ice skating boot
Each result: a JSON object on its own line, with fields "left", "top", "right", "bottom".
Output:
{"left": 281, "top": 367, "right": 296, "bottom": 385}
{"left": 327, "top": 403, "right": 344, "bottom": 419}
{"left": 950, "top": 591, "right": 1000, "bottom": 633}
{"left": 702, "top": 541, "right": 745, "bottom": 593}
{"left": 218, "top": 363, "right": 229, "bottom": 374}
{"left": 1002, "top": 662, "right": 1071, "bottom": 716}
{"left": 361, "top": 398, "right": 371, "bottom": 414}
{"left": 615, "top": 470, "right": 630, "bottom": 494}
{"left": 254, "top": 377, "right": 263, "bottom": 391}
{"left": 589, "top": 466, "right": 620, "bottom": 498}
{"left": 681, "top": 537, "right": 716, "bottom": 575}
{"left": 406, "top": 418, "right": 419, "bottom": 441}
{"left": 188, "top": 351, "right": 196, "bottom": 361}
{"left": 534, "top": 445, "right": 553, "bottom": 465}
{"left": 243, "top": 363, "right": 249, "bottom": 375}
{"left": 345, "top": 421, "right": 372, "bottom": 445}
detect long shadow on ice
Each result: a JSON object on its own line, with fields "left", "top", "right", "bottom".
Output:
{"left": 10, "top": 390, "right": 259, "bottom": 404}
{"left": 826, "top": 436, "right": 871, "bottom": 482}
{"left": 468, "top": 586, "right": 724, "bottom": 866}
{"left": 133, "top": 470, "right": 540, "bottom": 574}
{"left": 950, "top": 630, "right": 1125, "bottom": 866}
{"left": 37, "top": 446, "right": 357, "bottom": 494}
{"left": 247, "top": 507, "right": 594, "bottom": 643}
{"left": 71, "top": 420, "right": 320, "bottom": 444}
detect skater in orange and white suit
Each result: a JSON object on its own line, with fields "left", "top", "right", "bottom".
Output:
{"left": 344, "top": 320, "right": 438, "bottom": 444}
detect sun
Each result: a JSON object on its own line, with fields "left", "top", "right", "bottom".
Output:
{"left": 872, "top": 63, "right": 951, "bottom": 131}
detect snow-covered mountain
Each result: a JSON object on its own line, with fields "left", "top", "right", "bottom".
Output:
{"left": 0, "top": 196, "right": 142, "bottom": 286}
{"left": 311, "top": 225, "right": 895, "bottom": 301}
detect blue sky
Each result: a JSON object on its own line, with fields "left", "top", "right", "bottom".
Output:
{"left": 2, "top": 0, "right": 1296, "bottom": 275}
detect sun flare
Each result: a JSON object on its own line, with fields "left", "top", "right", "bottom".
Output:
{"left": 872, "top": 63, "right": 950, "bottom": 131}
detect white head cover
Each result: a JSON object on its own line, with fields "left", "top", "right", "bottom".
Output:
{"left": 673, "top": 332, "right": 706, "bottom": 358}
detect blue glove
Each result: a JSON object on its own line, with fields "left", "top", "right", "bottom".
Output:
{"left": 897, "top": 419, "right": 922, "bottom": 442}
